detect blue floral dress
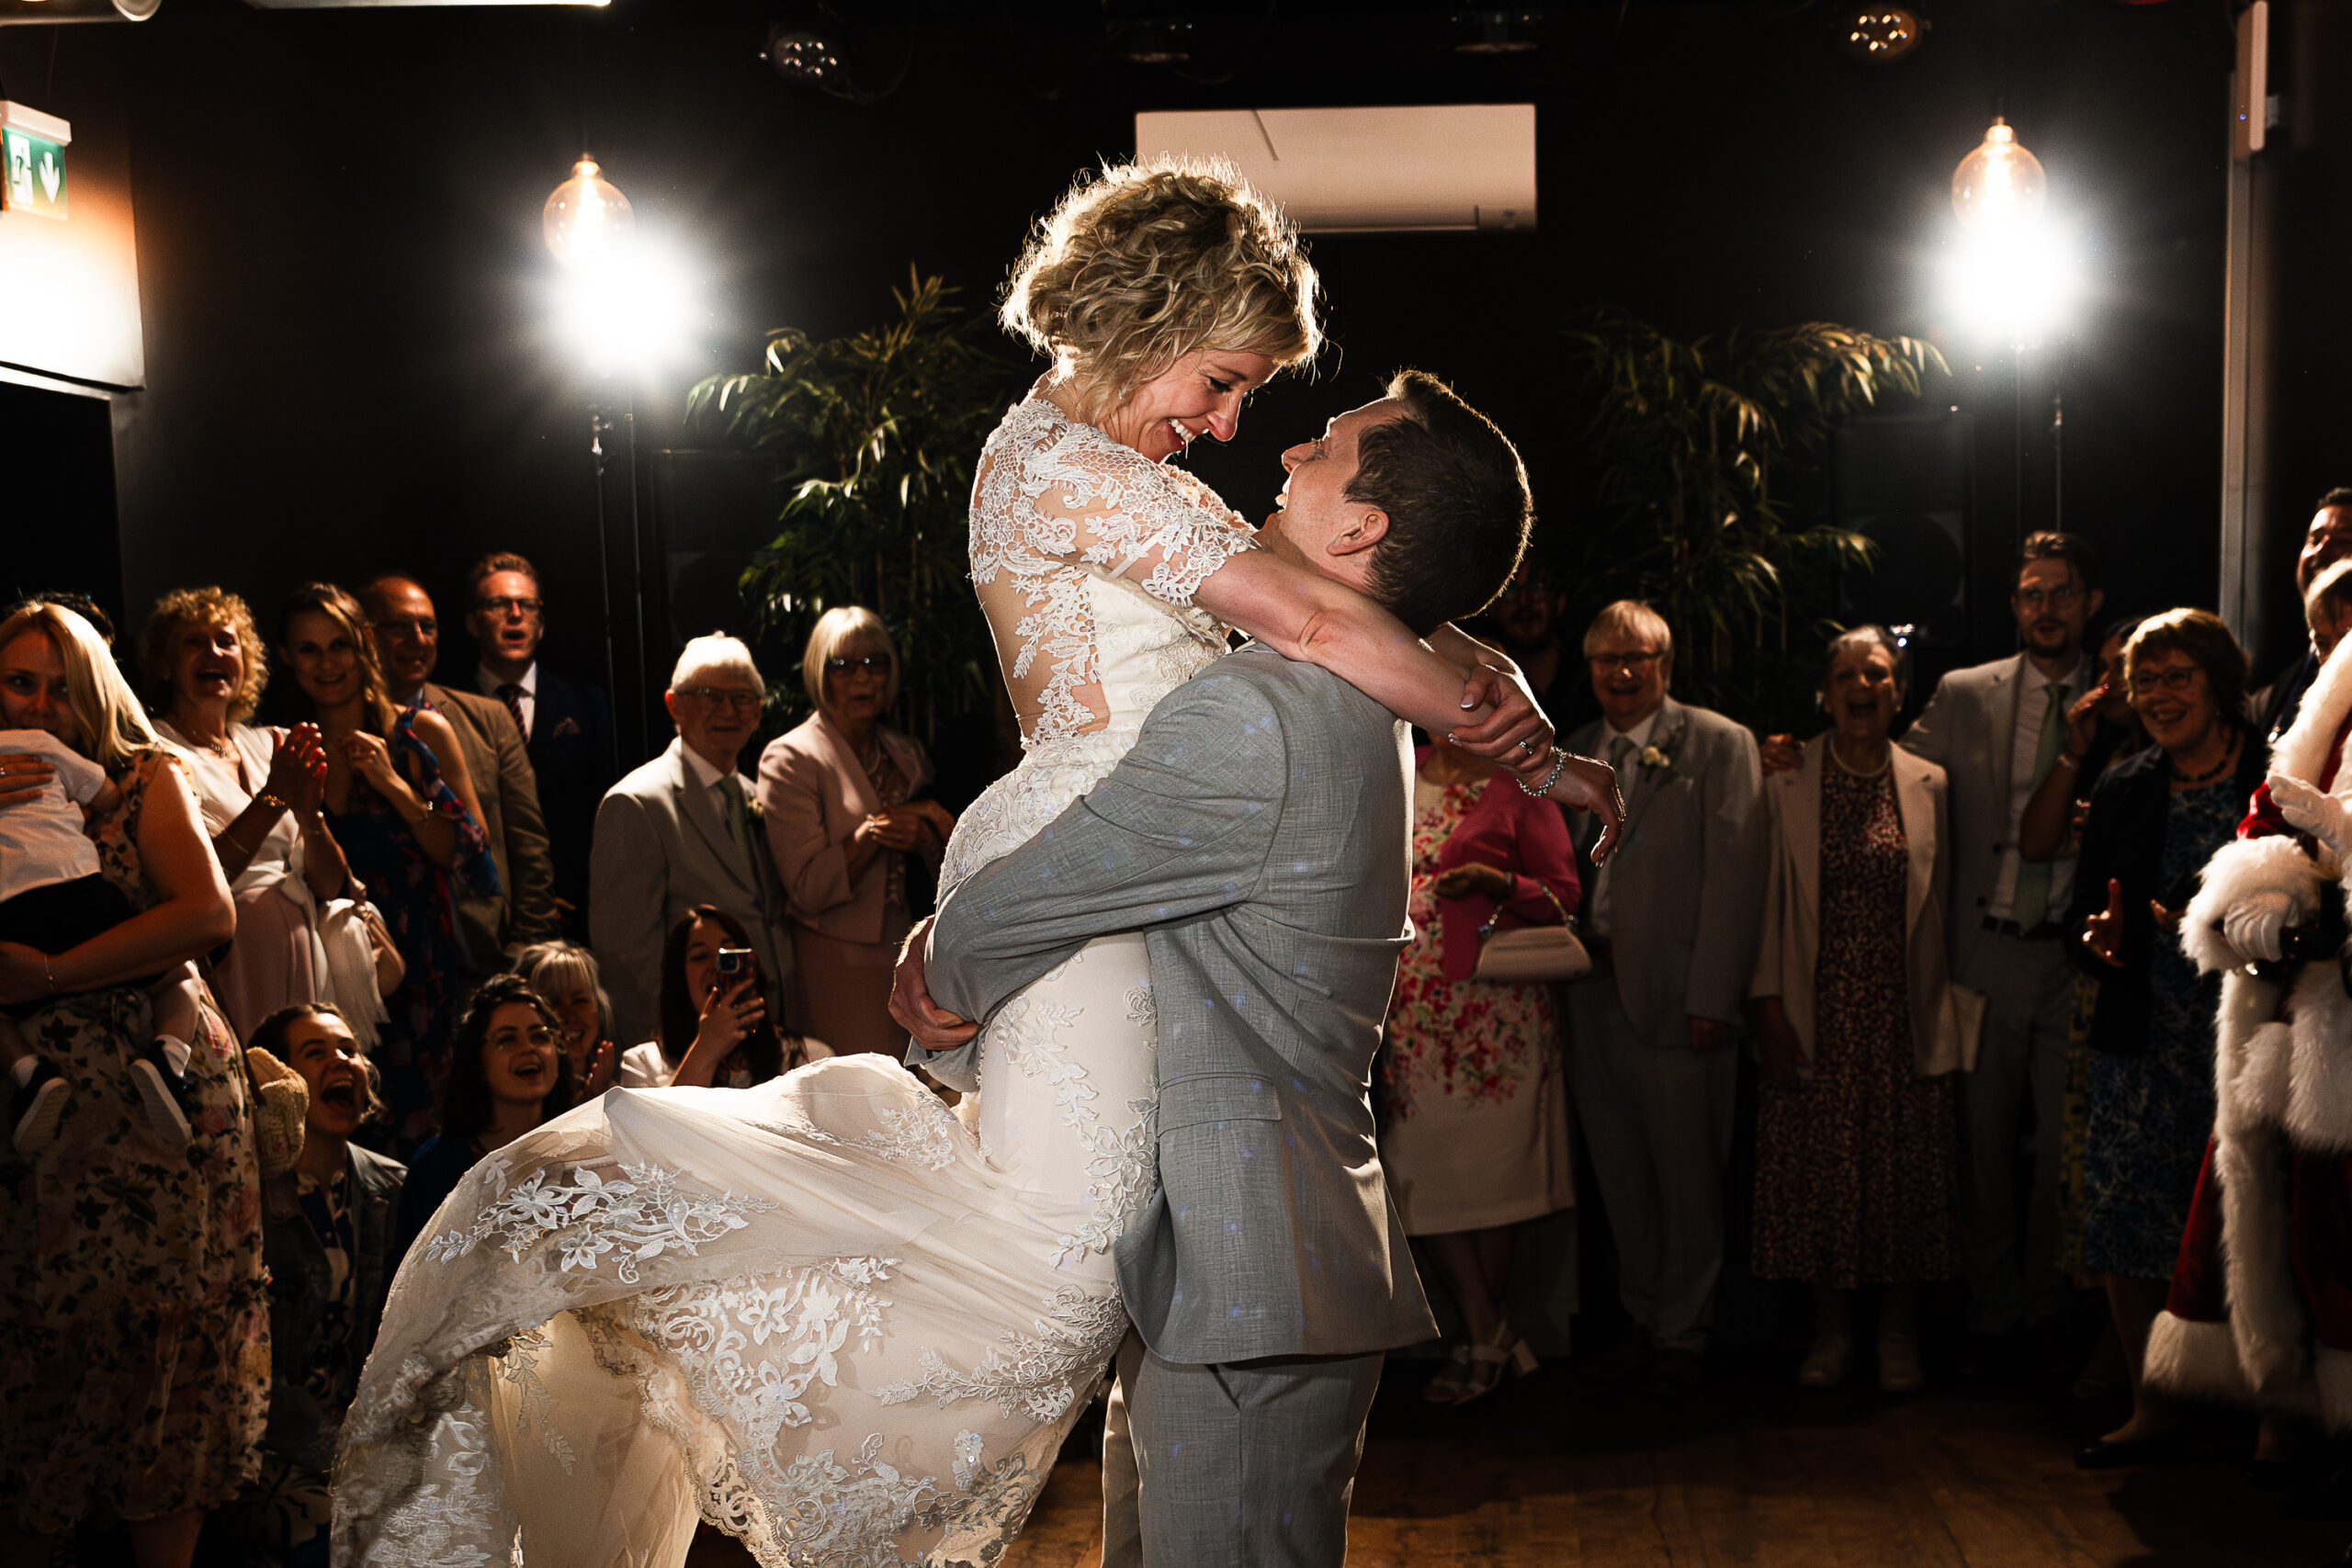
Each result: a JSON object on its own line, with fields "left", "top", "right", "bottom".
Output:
{"left": 328, "top": 705, "right": 492, "bottom": 1151}
{"left": 2082, "top": 777, "right": 2238, "bottom": 1280}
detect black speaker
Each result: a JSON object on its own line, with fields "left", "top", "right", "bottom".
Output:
{"left": 645, "top": 449, "right": 783, "bottom": 655}
{"left": 1833, "top": 412, "right": 1974, "bottom": 649}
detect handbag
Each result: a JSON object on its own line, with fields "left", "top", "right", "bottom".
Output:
{"left": 1468, "top": 880, "right": 1590, "bottom": 983}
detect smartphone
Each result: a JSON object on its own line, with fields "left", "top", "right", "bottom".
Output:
{"left": 715, "top": 946, "right": 757, "bottom": 991}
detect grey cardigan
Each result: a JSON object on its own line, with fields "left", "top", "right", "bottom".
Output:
{"left": 924, "top": 646, "right": 1438, "bottom": 1363}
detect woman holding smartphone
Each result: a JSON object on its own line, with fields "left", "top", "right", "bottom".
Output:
{"left": 616, "top": 905, "right": 829, "bottom": 1089}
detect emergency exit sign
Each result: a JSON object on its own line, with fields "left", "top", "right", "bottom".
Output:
{"left": 1, "top": 103, "right": 71, "bottom": 221}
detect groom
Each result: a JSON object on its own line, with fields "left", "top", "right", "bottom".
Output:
{"left": 894, "top": 371, "right": 1603, "bottom": 1565}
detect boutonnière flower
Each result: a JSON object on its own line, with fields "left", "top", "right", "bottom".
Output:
{"left": 1638, "top": 743, "right": 1677, "bottom": 779}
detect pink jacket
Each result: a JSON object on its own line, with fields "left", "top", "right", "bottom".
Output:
{"left": 757, "top": 712, "right": 933, "bottom": 946}
{"left": 1420, "top": 748, "right": 1583, "bottom": 984}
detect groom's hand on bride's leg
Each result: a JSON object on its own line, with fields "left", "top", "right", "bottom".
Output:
{"left": 889, "top": 917, "right": 978, "bottom": 1051}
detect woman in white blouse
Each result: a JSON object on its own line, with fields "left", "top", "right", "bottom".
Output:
{"left": 141, "top": 588, "right": 392, "bottom": 1042}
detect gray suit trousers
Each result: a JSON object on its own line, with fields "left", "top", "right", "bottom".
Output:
{"left": 1565, "top": 979, "right": 1738, "bottom": 1355}
{"left": 1956, "top": 931, "right": 2076, "bottom": 1332}
{"left": 1101, "top": 1330, "right": 1383, "bottom": 1568}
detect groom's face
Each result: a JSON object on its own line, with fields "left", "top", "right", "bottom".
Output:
{"left": 1259, "top": 397, "right": 1408, "bottom": 592}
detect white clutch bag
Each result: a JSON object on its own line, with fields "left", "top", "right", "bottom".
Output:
{"left": 1470, "top": 914, "right": 1592, "bottom": 984}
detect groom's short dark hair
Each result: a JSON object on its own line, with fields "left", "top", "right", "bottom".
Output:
{"left": 1346, "top": 369, "right": 1533, "bottom": 636}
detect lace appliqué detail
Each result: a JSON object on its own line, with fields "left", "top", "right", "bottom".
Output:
{"left": 366, "top": 1395, "right": 519, "bottom": 1568}
{"left": 987, "top": 961, "right": 1095, "bottom": 1133}
{"left": 421, "top": 1161, "right": 777, "bottom": 1283}
{"left": 492, "top": 1326, "right": 575, "bottom": 1473}
{"left": 969, "top": 398, "right": 1247, "bottom": 749}
{"left": 1056, "top": 1096, "right": 1161, "bottom": 1265}
{"left": 796, "top": 1098, "right": 968, "bottom": 1171}
{"left": 1125, "top": 981, "right": 1156, "bottom": 1031}
{"left": 873, "top": 1284, "right": 1130, "bottom": 1424}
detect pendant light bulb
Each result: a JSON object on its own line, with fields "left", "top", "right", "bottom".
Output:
{"left": 1951, "top": 118, "right": 2046, "bottom": 231}
{"left": 544, "top": 155, "right": 634, "bottom": 268}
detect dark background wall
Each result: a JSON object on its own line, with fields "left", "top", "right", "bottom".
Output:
{"left": 1, "top": 0, "right": 2245, "bottom": 767}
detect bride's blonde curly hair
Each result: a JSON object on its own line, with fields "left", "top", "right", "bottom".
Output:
{"left": 1001, "top": 156, "right": 1322, "bottom": 423}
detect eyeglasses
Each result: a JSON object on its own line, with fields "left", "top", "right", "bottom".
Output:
{"left": 2128, "top": 667, "right": 2202, "bottom": 697}
{"left": 677, "top": 687, "right": 763, "bottom": 711}
{"left": 477, "top": 595, "right": 544, "bottom": 617}
{"left": 1588, "top": 650, "right": 1664, "bottom": 671}
{"left": 484, "top": 1026, "right": 557, "bottom": 1050}
{"left": 825, "top": 655, "right": 891, "bottom": 676}
{"left": 2014, "top": 585, "right": 2084, "bottom": 610}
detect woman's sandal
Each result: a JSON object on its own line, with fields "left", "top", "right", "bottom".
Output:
{"left": 1422, "top": 1344, "right": 1475, "bottom": 1404}
{"left": 1453, "top": 1322, "right": 1540, "bottom": 1406}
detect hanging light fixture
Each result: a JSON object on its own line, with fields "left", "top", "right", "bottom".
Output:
{"left": 1951, "top": 117, "right": 2046, "bottom": 231}
{"left": 542, "top": 154, "right": 633, "bottom": 269}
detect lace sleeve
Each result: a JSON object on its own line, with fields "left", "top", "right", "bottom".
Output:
{"left": 1015, "top": 427, "right": 1256, "bottom": 609}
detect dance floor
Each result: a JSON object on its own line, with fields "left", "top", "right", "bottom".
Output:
{"left": 1000, "top": 1359, "right": 2346, "bottom": 1568}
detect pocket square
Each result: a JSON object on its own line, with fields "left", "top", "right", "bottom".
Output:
{"left": 552, "top": 716, "right": 582, "bottom": 739}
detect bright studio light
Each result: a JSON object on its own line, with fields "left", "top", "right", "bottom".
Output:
{"left": 543, "top": 155, "right": 634, "bottom": 269}
{"left": 1951, "top": 118, "right": 2046, "bottom": 231}
{"left": 556, "top": 240, "right": 695, "bottom": 373}
{"left": 1944, "top": 223, "right": 2078, "bottom": 347}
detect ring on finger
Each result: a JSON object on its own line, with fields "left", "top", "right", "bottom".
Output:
{"left": 1515, "top": 738, "right": 1535, "bottom": 756}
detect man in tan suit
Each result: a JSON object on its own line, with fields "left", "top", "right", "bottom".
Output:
{"left": 362, "top": 573, "right": 560, "bottom": 971}
{"left": 589, "top": 634, "right": 797, "bottom": 1046}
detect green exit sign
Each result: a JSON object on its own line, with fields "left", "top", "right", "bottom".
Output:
{"left": 1, "top": 103, "right": 71, "bottom": 222}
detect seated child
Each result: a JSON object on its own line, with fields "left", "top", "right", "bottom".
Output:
{"left": 1, "top": 728, "right": 208, "bottom": 1155}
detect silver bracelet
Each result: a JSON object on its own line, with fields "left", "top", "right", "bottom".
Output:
{"left": 1517, "top": 747, "right": 1571, "bottom": 798}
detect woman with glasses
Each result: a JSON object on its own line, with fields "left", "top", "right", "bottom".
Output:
{"left": 2067, "top": 608, "right": 2263, "bottom": 1468}
{"left": 757, "top": 607, "right": 952, "bottom": 1057}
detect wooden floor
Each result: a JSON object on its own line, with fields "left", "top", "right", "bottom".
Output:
{"left": 1001, "top": 1359, "right": 2350, "bottom": 1568}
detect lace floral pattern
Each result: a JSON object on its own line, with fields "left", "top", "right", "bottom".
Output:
{"left": 969, "top": 397, "right": 1247, "bottom": 749}
{"left": 875, "top": 1285, "right": 1129, "bottom": 1423}
{"left": 422, "top": 1162, "right": 776, "bottom": 1283}
{"left": 791, "top": 1098, "right": 969, "bottom": 1172}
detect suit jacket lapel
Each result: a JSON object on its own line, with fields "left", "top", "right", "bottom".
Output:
{"left": 811, "top": 713, "right": 882, "bottom": 818}
{"left": 1621, "top": 699, "right": 1688, "bottom": 841}
{"left": 671, "top": 741, "right": 752, "bottom": 896}
{"left": 1785, "top": 737, "right": 1826, "bottom": 915}
{"left": 1990, "top": 654, "right": 2025, "bottom": 809}
{"left": 1893, "top": 747, "right": 1939, "bottom": 929}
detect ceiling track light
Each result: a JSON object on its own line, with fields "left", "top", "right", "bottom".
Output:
{"left": 1451, "top": 7, "right": 1542, "bottom": 55}
{"left": 1841, "top": 6, "right": 1928, "bottom": 64}
{"left": 763, "top": 8, "right": 910, "bottom": 105}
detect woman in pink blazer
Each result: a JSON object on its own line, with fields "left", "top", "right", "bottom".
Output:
{"left": 1380, "top": 734, "right": 1581, "bottom": 1404}
{"left": 756, "top": 608, "right": 952, "bottom": 1056}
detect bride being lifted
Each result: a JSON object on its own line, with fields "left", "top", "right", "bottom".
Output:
{"left": 336, "top": 157, "right": 1615, "bottom": 1567}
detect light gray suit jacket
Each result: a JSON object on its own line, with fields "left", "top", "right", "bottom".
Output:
{"left": 1897, "top": 651, "right": 2079, "bottom": 977}
{"left": 925, "top": 646, "right": 1439, "bottom": 1364}
{"left": 1564, "top": 695, "right": 1766, "bottom": 1044}
{"left": 588, "top": 738, "right": 796, "bottom": 1045}
{"left": 422, "top": 682, "right": 559, "bottom": 972}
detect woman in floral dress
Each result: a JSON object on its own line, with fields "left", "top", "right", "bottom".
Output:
{"left": 1380, "top": 734, "right": 1580, "bottom": 1404}
{"left": 1752, "top": 627, "right": 1968, "bottom": 1394}
{"left": 0, "top": 602, "right": 266, "bottom": 1568}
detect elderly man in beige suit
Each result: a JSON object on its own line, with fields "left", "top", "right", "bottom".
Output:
{"left": 1563, "top": 600, "right": 1766, "bottom": 1397}
{"left": 589, "top": 635, "right": 797, "bottom": 1046}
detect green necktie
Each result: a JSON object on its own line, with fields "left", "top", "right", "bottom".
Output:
{"left": 2011, "top": 684, "right": 2068, "bottom": 930}
{"left": 718, "top": 774, "right": 756, "bottom": 880}
{"left": 1610, "top": 734, "right": 1635, "bottom": 775}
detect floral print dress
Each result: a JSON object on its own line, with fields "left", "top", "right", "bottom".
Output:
{"left": 0, "top": 747, "right": 269, "bottom": 1533}
{"left": 1752, "top": 761, "right": 1960, "bottom": 1289}
{"left": 1379, "top": 774, "right": 1575, "bottom": 1235}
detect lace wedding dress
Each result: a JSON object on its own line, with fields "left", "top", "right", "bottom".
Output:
{"left": 334, "top": 395, "right": 1257, "bottom": 1568}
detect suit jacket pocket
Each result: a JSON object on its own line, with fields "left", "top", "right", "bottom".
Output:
{"left": 1158, "top": 1071, "right": 1283, "bottom": 1134}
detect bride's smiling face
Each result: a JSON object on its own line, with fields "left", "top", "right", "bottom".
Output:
{"left": 1096, "top": 348, "right": 1276, "bottom": 463}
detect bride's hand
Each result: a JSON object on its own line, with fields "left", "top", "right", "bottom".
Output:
{"left": 890, "top": 917, "right": 978, "bottom": 1052}
{"left": 1446, "top": 662, "right": 1553, "bottom": 771}
{"left": 1547, "top": 752, "right": 1625, "bottom": 865}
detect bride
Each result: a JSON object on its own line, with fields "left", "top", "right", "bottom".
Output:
{"left": 335, "top": 158, "right": 1606, "bottom": 1567}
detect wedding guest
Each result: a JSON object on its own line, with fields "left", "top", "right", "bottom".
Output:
{"left": 141, "top": 588, "right": 363, "bottom": 1040}
{"left": 213, "top": 1002, "right": 405, "bottom": 1568}
{"left": 2069, "top": 609, "right": 2264, "bottom": 1468}
{"left": 1750, "top": 627, "right": 1965, "bottom": 1393}
{"left": 279, "top": 583, "right": 492, "bottom": 1149}
{"left": 1485, "top": 563, "right": 1578, "bottom": 722}
{"left": 1379, "top": 732, "right": 1579, "bottom": 1404}
{"left": 514, "top": 939, "right": 618, "bottom": 1099}
{"left": 465, "top": 552, "right": 611, "bottom": 929}
{"left": 759, "top": 608, "right": 952, "bottom": 1057}
{"left": 2310, "top": 560, "right": 2352, "bottom": 666}
{"left": 0, "top": 601, "right": 260, "bottom": 1568}
{"left": 2256, "top": 490, "right": 2352, "bottom": 740}
{"left": 615, "top": 906, "right": 830, "bottom": 1090}
{"left": 395, "top": 974, "right": 576, "bottom": 1257}
{"left": 1561, "top": 599, "right": 1766, "bottom": 1396}
{"left": 362, "top": 572, "right": 558, "bottom": 968}
{"left": 591, "top": 635, "right": 797, "bottom": 1045}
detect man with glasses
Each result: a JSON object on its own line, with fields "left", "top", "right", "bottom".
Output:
{"left": 1899, "top": 530, "right": 2104, "bottom": 1361}
{"left": 464, "top": 552, "right": 612, "bottom": 933}
{"left": 359, "top": 572, "right": 560, "bottom": 971}
{"left": 588, "top": 634, "right": 796, "bottom": 1043}
{"left": 1559, "top": 599, "right": 1765, "bottom": 1397}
